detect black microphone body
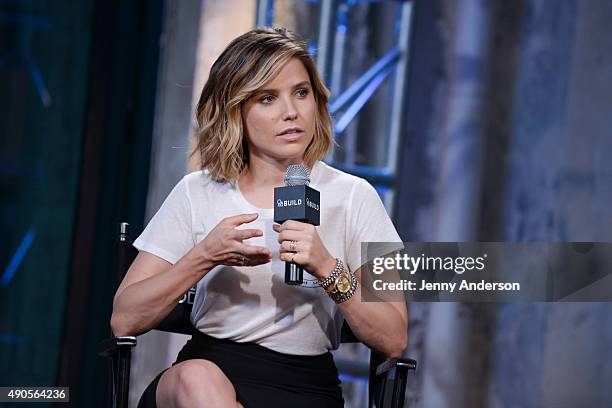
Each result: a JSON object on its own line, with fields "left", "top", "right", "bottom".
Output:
{"left": 274, "top": 184, "right": 320, "bottom": 285}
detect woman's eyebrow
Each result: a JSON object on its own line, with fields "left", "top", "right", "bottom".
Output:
{"left": 292, "top": 80, "right": 311, "bottom": 89}
{"left": 256, "top": 81, "right": 312, "bottom": 94}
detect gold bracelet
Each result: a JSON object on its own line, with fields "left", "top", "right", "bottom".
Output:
{"left": 319, "top": 258, "right": 343, "bottom": 291}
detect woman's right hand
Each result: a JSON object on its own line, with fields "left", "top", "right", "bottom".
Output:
{"left": 192, "top": 213, "right": 272, "bottom": 268}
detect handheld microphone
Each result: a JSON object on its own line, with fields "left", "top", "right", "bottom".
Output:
{"left": 273, "top": 164, "right": 320, "bottom": 285}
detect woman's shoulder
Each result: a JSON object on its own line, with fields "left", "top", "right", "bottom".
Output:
{"left": 182, "top": 168, "right": 234, "bottom": 196}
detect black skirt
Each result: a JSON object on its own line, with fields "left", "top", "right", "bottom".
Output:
{"left": 138, "top": 330, "right": 344, "bottom": 408}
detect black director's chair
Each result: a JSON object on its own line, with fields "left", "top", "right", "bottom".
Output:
{"left": 98, "top": 222, "right": 417, "bottom": 408}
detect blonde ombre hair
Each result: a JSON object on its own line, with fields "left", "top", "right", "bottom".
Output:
{"left": 191, "top": 27, "right": 333, "bottom": 183}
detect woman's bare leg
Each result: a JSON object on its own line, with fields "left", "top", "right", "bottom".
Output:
{"left": 156, "top": 359, "right": 243, "bottom": 407}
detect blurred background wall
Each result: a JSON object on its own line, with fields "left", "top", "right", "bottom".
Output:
{"left": 1, "top": 0, "right": 611, "bottom": 407}
{"left": 1, "top": 0, "right": 163, "bottom": 406}
{"left": 398, "top": 1, "right": 612, "bottom": 407}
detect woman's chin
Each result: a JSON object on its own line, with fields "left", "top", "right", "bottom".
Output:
{"left": 265, "top": 152, "right": 306, "bottom": 165}
{"left": 247, "top": 143, "right": 309, "bottom": 165}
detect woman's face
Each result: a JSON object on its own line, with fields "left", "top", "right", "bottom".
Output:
{"left": 242, "top": 58, "right": 316, "bottom": 166}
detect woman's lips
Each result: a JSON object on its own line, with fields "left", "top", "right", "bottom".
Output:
{"left": 277, "top": 131, "right": 303, "bottom": 141}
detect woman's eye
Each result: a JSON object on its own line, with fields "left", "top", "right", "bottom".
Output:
{"left": 296, "top": 89, "right": 309, "bottom": 97}
{"left": 260, "top": 95, "right": 274, "bottom": 104}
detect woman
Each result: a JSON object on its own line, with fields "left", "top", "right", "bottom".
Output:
{"left": 110, "top": 27, "right": 407, "bottom": 408}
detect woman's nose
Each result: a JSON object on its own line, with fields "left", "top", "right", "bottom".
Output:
{"left": 281, "top": 98, "right": 298, "bottom": 121}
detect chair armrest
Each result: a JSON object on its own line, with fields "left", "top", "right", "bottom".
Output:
{"left": 374, "top": 357, "right": 417, "bottom": 377}
{"left": 372, "top": 357, "right": 417, "bottom": 408}
{"left": 98, "top": 336, "right": 136, "bottom": 408}
{"left": 98, "top": 336, "right": 137, "bottom": 358}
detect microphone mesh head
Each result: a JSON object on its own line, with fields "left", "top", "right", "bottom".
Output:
{"left": 284, "top": 164, "right": 310, "bottom": 186}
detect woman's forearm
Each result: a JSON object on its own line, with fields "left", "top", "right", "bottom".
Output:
{"left": 313, "top": 259, "right": 408, "bottom": 358}
{"left": 338, "top": 283, "right": 408, "bottom": 358}
{"left": 274, "top": 223, "right": 408, "bottom": 356}
{"left": 111, "top": 213, "right": 271, "bottom": 337}
{"left": 110, "top": 250, "right": 212, "bottom": 336}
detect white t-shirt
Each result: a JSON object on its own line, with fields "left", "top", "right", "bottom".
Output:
{"left": 133, "top": 160, "right": 402, "bottom": 355}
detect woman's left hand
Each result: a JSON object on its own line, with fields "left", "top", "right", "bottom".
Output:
{"left": 273, "top": 221, "right": 337, "bottom": 280}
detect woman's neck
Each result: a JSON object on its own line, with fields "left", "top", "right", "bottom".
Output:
{"left": 238, "top": 155, "right": 311, "bottom": 209}
{"left": 240, "top": 164, "right": 283, "bottom": 191}
{"left": 240, "top": 154, "right": 304, "bottom": 190}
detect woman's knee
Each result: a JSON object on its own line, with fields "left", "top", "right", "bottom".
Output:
{"left": 157, "top": 359, "right": 237, "bottom": 407}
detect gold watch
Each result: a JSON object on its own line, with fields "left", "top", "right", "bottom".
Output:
{"left": 335, "top": 268, "right": 352, "bottom": 294}
{"left": 327, "top": 265, "right": 351, "bottom": 294}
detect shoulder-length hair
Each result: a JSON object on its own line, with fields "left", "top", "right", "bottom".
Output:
{"left": 191, "top": 27, "right": 333, "bottom": 183}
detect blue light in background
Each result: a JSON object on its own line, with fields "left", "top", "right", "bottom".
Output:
{"left": 0, "top": 334, "right": 23, "bottom": 344}
{"left": 339, "top": 373, "right": 368, "bottom": 383}
{"left": 1, "top": 227, "right": 36, "bottom": 287}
